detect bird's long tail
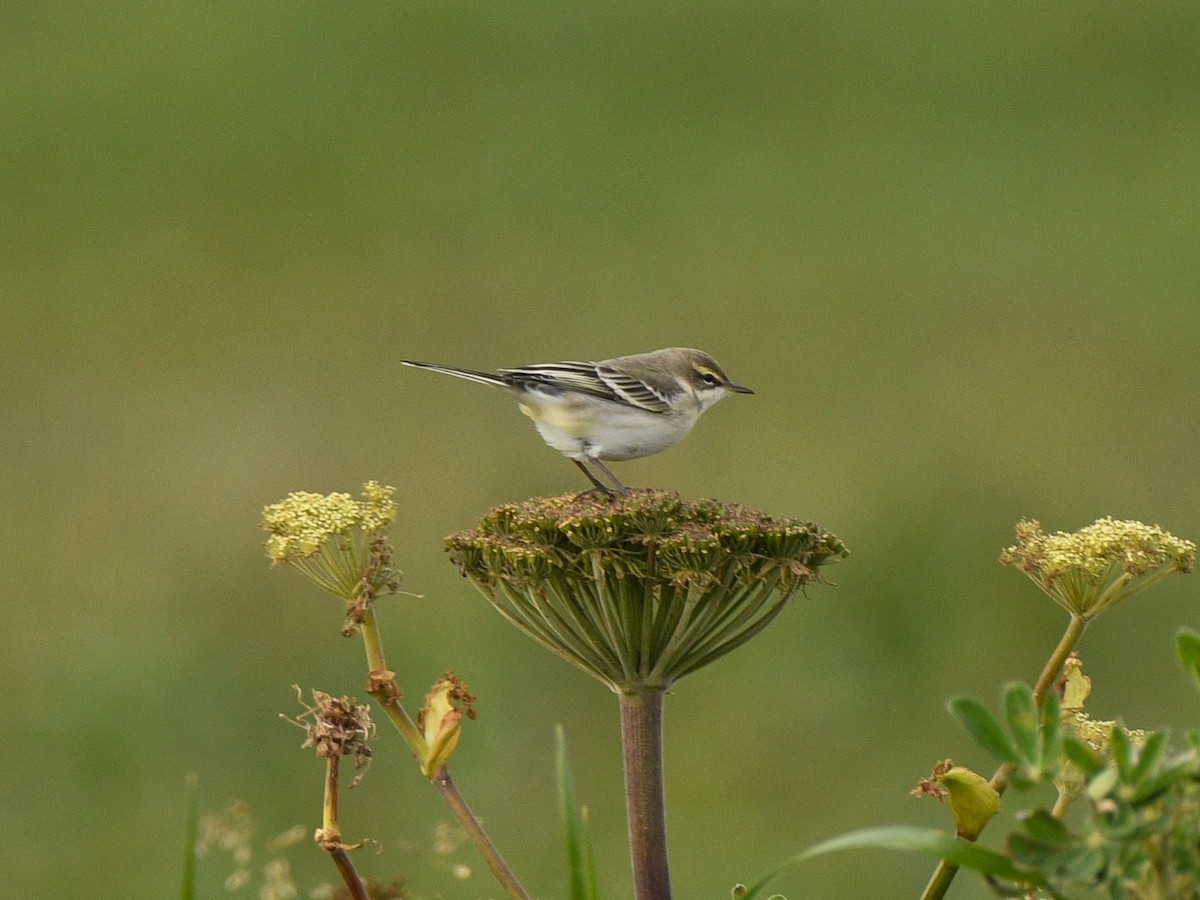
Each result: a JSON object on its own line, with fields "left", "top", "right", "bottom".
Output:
{"left": 401, "top": 360, "right": 507, "bottom": 388}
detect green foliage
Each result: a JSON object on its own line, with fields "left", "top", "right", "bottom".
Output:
{"left": 942, "top": 666, "right": 1200, "bottom": 898}
{"left": 948, "top": 694, "right": 1022, "bottom": 766}
{"left": 1003, "top": 736, "right": 1200, "bottom": 898}
{"left": 949, "top": 684, "right": 1064, "bottom": 786}
{"left": 801, "top": 826, "right": 1046, "bottom": 888}
{"left": 796, "top": 638, "right": 1200, "bottom": 898}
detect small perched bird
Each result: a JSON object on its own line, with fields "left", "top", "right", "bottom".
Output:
{"left": 402, "top": 347, "right": 753, "bottom": 494}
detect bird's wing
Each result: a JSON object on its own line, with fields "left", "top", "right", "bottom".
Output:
{"left": 594, "top": 365, "right": 673, "bottom": 413}
{"left": 498, "top": 361, "right": 617, "bottom": 400}
{"left": 499, "top": 361, "right": 670, "bottom": 412}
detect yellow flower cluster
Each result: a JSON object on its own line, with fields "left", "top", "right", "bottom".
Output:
{"left": 1007, "top": 517, "right": 1195, "bottom": 580}
{"left": 1065, "top": 710, "right": 1148, "bottom": 755}
{"left": 1001, "top": 517, "right": 1195, "bottom": 618}
{"left": 262, "top": 481, "right": 396, "bottom": 563}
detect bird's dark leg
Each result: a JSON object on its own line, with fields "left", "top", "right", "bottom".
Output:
{"left": 588, "top": 458, "right": 632, "bottom": 496}
{"left": 571, "top": 458, "right": 629, "bottom": 497}
{"left": 572, "top": 458, "right": 615, "bottom": 494}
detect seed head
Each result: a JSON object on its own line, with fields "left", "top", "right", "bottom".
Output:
{"left": 446, "top": 490, "right": 846, "bottom": 692}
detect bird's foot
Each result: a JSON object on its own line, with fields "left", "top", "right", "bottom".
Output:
{"left": 574, "top": 485, "right": 628, "bottom": 501}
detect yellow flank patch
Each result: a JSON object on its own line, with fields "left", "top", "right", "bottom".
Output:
{"left": 518, "top": 400, "right": 593, "bottom": 436}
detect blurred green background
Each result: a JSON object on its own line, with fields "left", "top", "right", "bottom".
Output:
{"left": 4, "top": 3, "right": 1199, "bottom": 898}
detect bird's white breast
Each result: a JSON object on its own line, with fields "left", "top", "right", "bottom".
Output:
{"left": 518, "top": 393, "right": 700, "bottom": 461}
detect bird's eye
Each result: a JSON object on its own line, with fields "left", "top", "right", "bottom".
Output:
{"left": 698, "top": 370, "right": 721, "bottom": 387}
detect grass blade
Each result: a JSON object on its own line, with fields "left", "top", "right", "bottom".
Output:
{"left": 179, "top": 772, "right": 199, "bottom": 900}
{"left": 555, "top": 725, "right": 599, "bottom": 900}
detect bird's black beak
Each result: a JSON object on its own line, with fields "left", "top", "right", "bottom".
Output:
{"left": 726, "top": 381, "right": 754, "bottom": 395}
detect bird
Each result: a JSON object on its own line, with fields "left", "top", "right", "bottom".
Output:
{"left": 401, "top": 347, "right": 753, "bottom": 495}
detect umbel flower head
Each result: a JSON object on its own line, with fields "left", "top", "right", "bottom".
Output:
{"left": 445, "top": 490, "right": 847, "bottom": 693}
{"left": 261, "top": 481, "right": 400, "bottom": 612}
{"left": 1000, "top": 517, "right": 1195, "bottom": 620}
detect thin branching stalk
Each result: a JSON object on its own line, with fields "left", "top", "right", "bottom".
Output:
{"left": 358, "top": 603, "right": 531, "bottom": 900}
{"left": 262, "top": 485, "right": 535, "bottom": 899}
{"left": 327, "top": 847, "right": 370, "bottom": 900}
{"left": 317, "top": 755, "right": 370, "bottom": 900}
{"left": 358, "top": 605, "right": 425, "bottom": 760}
{"left": 431, "top": 765, "right": 532, "bottom": 900}
{"left": 1029, "top": 614, "right": 1088, "bottom": 708}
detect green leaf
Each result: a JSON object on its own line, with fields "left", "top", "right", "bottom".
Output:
{"left": 1110, "top": 723, "right": 1133, "bottom": 783}
{"left": 1010, "top": 827, "right": 1103, "bottom": 891}
{"left": 1004, "top": 682, "right": 1040, "bottom": 767}
{"left": 1019, "top": 809, "right": 1074, "bottom": 846}
{"left": 1085, "top": 765, "right": 1119, "bottom": 802}
{"left": 798, "top": 825, "right": 1045, "bottom": 886}
{"left": 1054, "top": 845, "right": 1107, "bottom": 883}
{"left": 949, "top": 696, "right": 1020, "bottom": 764}
{"left": 1177, "top": 627, "right": 1200, "bottom": 685}
{"left": 1062, "top": 736, "right": 1103, "bottom": 778}
{"left": 1037, "top": 690, "right": 1063, "bottom": 779}
{"left": 1008, "top": 831, "right": 1066, "bottom": 869}
{"left": 1133, "top": 747, "right": 1196, "bottom": 805}
{"left": 1128, "top": 730, "right": 1166, "bottom": 787}
{"left": 736, "top": 825, "right": 1046, "bottom": 900}
{"left": 555, "top": 725, "right": 599, "bottom": 900}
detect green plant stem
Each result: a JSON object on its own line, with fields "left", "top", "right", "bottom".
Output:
{"left": 359, "top": 604, "right": 426, "bottom": 760}
{"left": 919, "top": 859, "right": 959, "bottom": 900}
{"left": 1050, "top": 788, "right": 1071, "bottom": 820}
{"left": 357, "top": 604, "right": 532, "bottom": 900}
{"left": 1029, "top": 614, "right": 1087, "bottom": 706}
{"left": 323, "top": 755, "right": 341, "bottom": 839}
{"left": 317, "top": 755, "right": 370, "bottom": 900}
{"left": 987, "top": 613, "right": 1086, "bottom": 797}
{"left": 432, "top": 764, "right": 532, "bottom": 900}
{"left": 920, "top": 614, "right": 1087, "bottom": 900}
{"left": 619, "top": 686, "right": 672, "bottom": 900}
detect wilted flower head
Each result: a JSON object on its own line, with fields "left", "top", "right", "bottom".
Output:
{"left": 261, "top": 481, "right": 400, "bottom": 608}
{"left": 291, "top": 688, "right": 375, "bottom": 771}
{"left": 1000, "top": 518, "right": 1195, "bottom": 619}
{"left": 445, "top": 490, "right": 847, "bottom": 692}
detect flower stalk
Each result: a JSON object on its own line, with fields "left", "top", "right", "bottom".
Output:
{"left": 620, "top": 687, "right": 671, "bottom": 899}
{"left": 263, "top": 482, "right": 531, "bottom": 900}
{"left": 289, "top": 689, "right": 373, "bottom": 900}
{"left": 447, "top": 489, "right": 846, "bottom": 900}
{"left": 921, "top": 517, "right": 1195, "bottom": 900}
{"left": 320, "top": 753, "right": 370, "bottom": 900}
